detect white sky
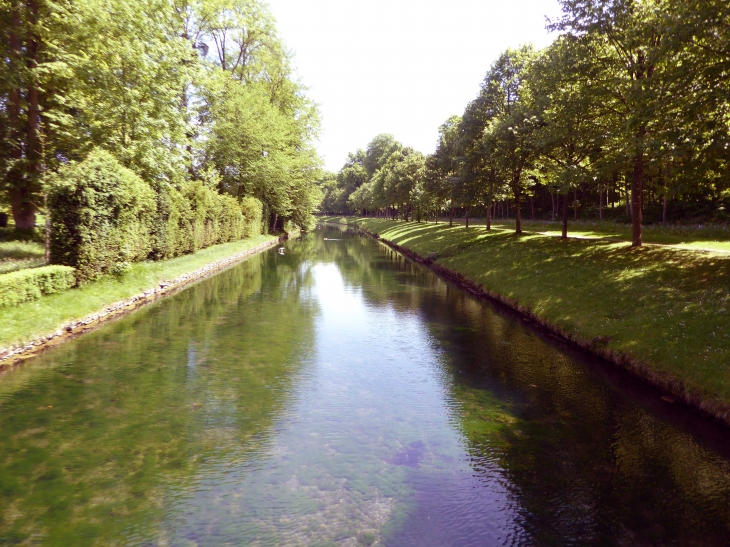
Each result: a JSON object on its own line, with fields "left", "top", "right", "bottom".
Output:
{"left": 267, "top": 0, "right": 563, "bottom": 172}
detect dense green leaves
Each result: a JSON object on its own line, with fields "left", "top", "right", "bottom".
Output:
{"left": 1, "top": 0, "right": 322, "bottom": 235}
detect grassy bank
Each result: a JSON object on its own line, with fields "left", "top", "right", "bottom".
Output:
{"left": 1, "top": 234, "right": 276, "bottom": 349}
{"left": 340, "top": 218, "right": 730, "bottom": 409}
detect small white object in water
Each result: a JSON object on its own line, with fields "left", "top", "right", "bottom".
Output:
{"left": 278, "top": 247, "right": 285, "bottom": 254}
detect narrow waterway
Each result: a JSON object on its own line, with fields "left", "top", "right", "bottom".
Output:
{"left": 1, "top": 225, "right": 730, "bottom": 546}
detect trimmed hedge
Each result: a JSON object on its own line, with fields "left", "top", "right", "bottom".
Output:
{"left": 50, "top": 150, "right": 264, "bottom": 278}
{"left": 0, "top": 265, "right": 76, "bottom": 308}
{"left": 151, "top": 181, "right": 263, "bottom": 260}
{"left": 240, "top": 196, "right": 263, "bottom": 239}
{"left": 49, "top": 150, "right": 156, "bottom": 283}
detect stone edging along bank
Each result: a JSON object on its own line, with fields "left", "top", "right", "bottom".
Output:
{"left": 355, "top": 225, "right": 730, "bottom": 427}
{"left": 0, "top": 235, "right": 289, "bottom": 371}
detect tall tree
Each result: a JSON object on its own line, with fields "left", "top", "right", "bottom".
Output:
{"left": 552, "top": 0, "right": 673, "bottom": 246}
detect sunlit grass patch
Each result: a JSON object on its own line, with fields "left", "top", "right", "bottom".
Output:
{"left": 0, "top": 241, "right": 46, "bottom": 274}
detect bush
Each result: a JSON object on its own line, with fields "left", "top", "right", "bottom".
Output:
{"left": 49, "top": 152, "right": 265, "bottom": 280}
{"left": 151, "top": 180, "right": 262, "bottom": 259}
{"left": 240, "top": 196, "right": 263, "bottom": 238}
{"left": 150, "top": 183, "right": 194, "bottom": 260}
{"left": 180, "top": 179, "right": 238, "bottom": 251}
{"left": 0, "top": 265, "right": 75, "bottom": 308}
{"left": 49, "top": 150, "right": 156, "bottom": 282}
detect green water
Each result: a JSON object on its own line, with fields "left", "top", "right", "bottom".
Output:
{"left": 1, "top": 225, "right": 730, "bottom": 546}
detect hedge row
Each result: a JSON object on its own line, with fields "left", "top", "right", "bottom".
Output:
{"left": 49, "top": 151, "right": 263, "bottom": 282}
{"left": 0, "top": 265, "right": 76, "bottom": 308}
{"left": 151, "top": 179, "right": 263, "bottom": 260}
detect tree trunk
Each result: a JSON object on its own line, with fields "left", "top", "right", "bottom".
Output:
{"left": 44, "top": 196, "right": 49, "bottom": 264}
{"left": 611, "top": 171, "right": 618, "bottom": 210}
{"left": 599, "top": 186, "right": 603, "bottom": 220}
{"left": 573, "top": 187, "right": 578, "bottom": 220}
{"left": 465, "top": 212, "right": 469, "bottom": 228}
{"left": 8, "top": 4, "right": 34, "bottom": 229}
{"left": 625, "top": 181, "right": 631, "bottom": 220}
{"left": 662, "top": 163, "right": 669, "bottom": 224}
{"left": 449, "top": 207, "right": 454, "bottom": 227}
{"left": 486, "top": 200, "right": 492, "bottom": 230}
{"left": 271, "top": 213, "right": 278, "bottom": 233}
{"left": 514, "top": 185, "right": 522, "bottom": 235}
{"left": 551, "top": 192, "right": 556, "bottom": 221}
{"left": 631, "top": 151, "right": 644, "bottom": 246}
{"left": 530, "top": 195, "right": 535, "bottom": 220}
{"left": 9, "top": 189, "right": 36, "bottom": 229}
{"left": 562, "top": 193, "right": 569, "bottom": 239}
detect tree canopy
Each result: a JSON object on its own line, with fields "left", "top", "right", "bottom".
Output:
{"left": 319, "top": 0, "right": 730, "bottom": 245}
{"left": 0, "top": 0, "right": 322, "bottom": 231}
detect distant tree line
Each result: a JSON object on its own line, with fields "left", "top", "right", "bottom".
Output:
{"left": 0, "top": 0, "right": 322, "bottom": 233}
{"left": 318, "top": 0, "right": 730, "bottom": 246}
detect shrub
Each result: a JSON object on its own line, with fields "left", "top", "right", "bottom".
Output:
{"left": 49, "top": 153, "right": 265, "bottom": 280}
{"left": 151, "top": 179, "right": 260, "bottom": 259}
{"left": 0, "top": 265, "right": 75, "bottom": 308}
{"left": 150, "top": 183, "right": 194, "bottom": 260}
{"left": 49, "top": 150, "right": 156, "bottom": 282}
{"left": 240, "top": 196, "right": 263, "bottom": 238}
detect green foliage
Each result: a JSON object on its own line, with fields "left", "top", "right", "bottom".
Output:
{"left": 240, "top": 196, "right": 264, "bottom": 238}
{"left": 47, "top": 151, "right": 264, "bottom": 277}
{"left": 0, "top": 265, "right": 75, "bottom": 308}
{"left": 181, "top": 176, "right": 245, "bottom": 251}
{"left": 207, "top": 79, "right": 322, "bottom": 230}
{"left": 339, "top": 2, "right": 730, "bottom": 238}
{"left": 149, "top": 183, "right": 195, "bottom": 261}
{"left": 48, "top": 150, "right": 156, "bottom": 283}
{"left": 1, "top": 0, "right": 322, "bottom": 236}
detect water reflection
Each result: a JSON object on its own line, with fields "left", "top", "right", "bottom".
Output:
{"left": 0, "top": 226, "right": 728, "bottom": 546}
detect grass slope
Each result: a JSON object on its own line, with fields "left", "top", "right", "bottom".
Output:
{"left": 348, "top": 218, "right": 730, "bottom": 405}
{"left": 1, "top": 234, "right": 275, "bottom": 349}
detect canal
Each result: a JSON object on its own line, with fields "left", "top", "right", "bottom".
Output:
{"left": 1, "top": 225, "right": 729, "bottom": 546}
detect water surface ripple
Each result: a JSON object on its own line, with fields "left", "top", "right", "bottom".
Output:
{"left": 1, "top": 226, "right": 730, "bottom": 546}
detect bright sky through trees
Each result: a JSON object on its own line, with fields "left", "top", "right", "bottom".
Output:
{"left": 267, "top": 0, "right": 562, "bottom": 171}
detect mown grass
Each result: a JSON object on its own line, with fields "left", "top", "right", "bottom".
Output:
{"left": 346, "top": 218, "right": 730, "bottom": 404}
{"left": 0, "top": 241, "right": 46, "bottom": 274}
{"left": 428, "top": 217, "right": 730, "bottom": 251}
{"left": 0, "top": 234, "right": 275, "bottom": 349}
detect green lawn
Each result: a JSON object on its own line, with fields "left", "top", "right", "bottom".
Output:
{"left": 344, "top": 218, "right": 730, "bottom": 405}
{"left": 1, "top": 234, "right": 275, "bottom": 349}
{"left": 0, "top": 240, "right": 46, "bottom": 274}
{"left": 422, "top": 217, "right": 730, "bottom": 252}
